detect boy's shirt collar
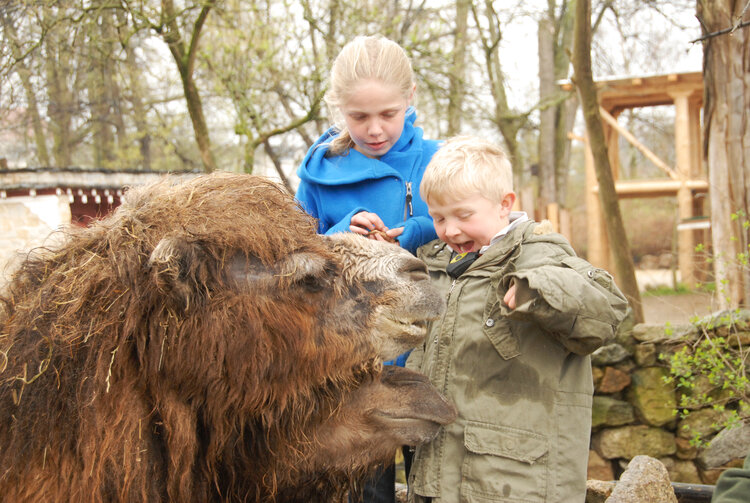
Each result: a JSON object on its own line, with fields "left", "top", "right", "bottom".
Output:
{"left": 478, "top": 211, "right": 529, "bottom": 255}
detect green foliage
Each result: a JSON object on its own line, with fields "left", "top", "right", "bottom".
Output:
{"left": 660, "top": 309, "right": 750, "bottom": 447}
{"left": 642, "top": 284, "right": 692, "bottom": 296}
{"left": 661, "top": 208, "right": 750, "bottom": 446}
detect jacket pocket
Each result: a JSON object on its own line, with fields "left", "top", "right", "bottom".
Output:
{"left": 483, "top": 301, "right": 519, "bottom": 360}
{"left": 461, "top": 422, "right": 548, "bottom": 502}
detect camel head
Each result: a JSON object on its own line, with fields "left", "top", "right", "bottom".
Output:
{"left": 0, "top": 172, "right": 455, "bottom": 503}
{"left": 329, "top": 232, "right": 445, "bottom": 360}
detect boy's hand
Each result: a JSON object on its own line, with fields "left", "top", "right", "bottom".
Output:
{"left": 503, "top": 280, "right": 517, "bottom": 310}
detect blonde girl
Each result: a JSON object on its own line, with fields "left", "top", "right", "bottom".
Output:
{"left": 295, "top": 35, "right": 440, "bottom": 254}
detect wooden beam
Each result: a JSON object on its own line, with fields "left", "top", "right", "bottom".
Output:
{"left": 591, "top": 179, "right": 709, "bottom": 198}
{"left": 599, "top": 107, "right": 680, "bottom": 180}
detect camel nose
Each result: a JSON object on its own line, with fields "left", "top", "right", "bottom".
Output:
{"left": 400, "top": 257, "right": 429, "bottom": 282}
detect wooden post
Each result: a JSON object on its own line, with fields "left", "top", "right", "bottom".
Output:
{"left": 546, "top": 202, "right": 559, "bottom": 232}
{"left": 671, "top": 91, "right": 696, "bottom": 287}
{"left": 584, "top": 133, "right": 609, "bottom": 269}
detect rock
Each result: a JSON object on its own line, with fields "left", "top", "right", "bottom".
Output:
{"left": 614, "top": 314, "right": 637, "bottom": 352}
{"left": 592, "top": 344, "right": 631, "bottom": 366}
{"left": 638, "top": 255, "right": 659, "bottom": 269}
{"left": 658, "top": 253, "right": 674, "bottom": 269}
{"left": 632, "top": 323, "right": 697, "bottom": 344}
{"left": 592, "top": 396, "right": 635, "bottom": 429}
{"left": 675, "top": 436, "right": 698, "bottom": 460}
{"left": 596, "top": 367, "right": 631, "bottom": 394}
{"left": 698, "top": 421, "right": 750, "bottom": 469}
{"left": 395, "top": 483, "right": 407, "bottom": 503}
{"left": 633, "top": 343, "right": 657, "bottom": 366}
{"left": 627, "top": 367, "right": 677, "bottom": 427}
{"left": 604, "top": 455, "right": 677, "bottom": 503}
{"left": 659, "top": 457, "right": 702, "bottom": 484}
{"left": 588, "top": 449, "right": 615, "bottom": 481}
{"left": 592, "top": 366, "right": 604, "bottom": 388}
{"left": 586, "top": 479, "right": 615, "bottom": 503}
{"left": 595, "top": 426, "right": 676, "bottom": 459}
{"left": 676, "top": 407, "right": 728, "bottom": 440}
{"left": 699, "top": 457, "right": 746, "bottom": 485}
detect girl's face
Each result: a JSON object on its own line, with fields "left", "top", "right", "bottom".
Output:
{"left": 340, "top": 79, "right": 413, "bottom": 159}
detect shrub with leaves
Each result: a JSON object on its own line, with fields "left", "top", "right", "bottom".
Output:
{"left": 661, "top": 310, "right": 750, "bottom": 447}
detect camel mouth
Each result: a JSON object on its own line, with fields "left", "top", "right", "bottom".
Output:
{"left": 387, "top": 318, "right": 429, "bottom": 337}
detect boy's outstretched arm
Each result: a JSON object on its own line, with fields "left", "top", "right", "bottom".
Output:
{"left": 501, "top": 257, "right": 629, "bottom": 355}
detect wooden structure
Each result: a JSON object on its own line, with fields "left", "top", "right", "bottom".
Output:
{"left": 562, "top": 72, "right": 708, "bottom": 287}
{"left": 0, "top": 167, "right": 201, "bottom": 224}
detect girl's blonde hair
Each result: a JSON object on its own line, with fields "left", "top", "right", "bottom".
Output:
{"left": 325, "top": 35, "right": 415, "bottom": 155}
{"left": 421, "top": 136, "right": 514, "bottom": 205}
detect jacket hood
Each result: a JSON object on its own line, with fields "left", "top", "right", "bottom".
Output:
{"left": 296, "top": 108, "right": 422, "bottom": 186}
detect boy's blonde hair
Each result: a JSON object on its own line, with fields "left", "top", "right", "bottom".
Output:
{"left": 325, "top": 35, "right": 415, "bottom": 155}
{"left": 421, "top": 136, "right": 514, "bottom": 205}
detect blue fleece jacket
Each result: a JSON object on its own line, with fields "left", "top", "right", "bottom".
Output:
{"left": 295, "top": 108, "right": 440, "bottom": 255}
{"left": 296, "top": 109, "right": 440, "bottom": 367}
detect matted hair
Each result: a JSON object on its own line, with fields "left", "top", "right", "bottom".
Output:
{"left": 421, "top": 136, "right": 514, "bottom": 205}
{"left": 325, "top": 35, "right": 415, "bottom": 155}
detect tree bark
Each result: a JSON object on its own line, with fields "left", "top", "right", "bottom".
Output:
{"left": 698, "top": 0, "right": 750, "bottom": 308}
{"left": 538, "top": 14, "right": 557, "bottom": 210}
{"left": 1, "top": 12, "right": 51, "bottom": 166}
{"left": 447, "top": 0, "right": 469, "bottom": 136}
{"left": 43, "top": 5, "right": 75, "bottom": 167}
{"left": 471, "top": 0, "right": 526, "bottom": 184}
{"left": 572, "top": 0, "right": 643, "bottom": 322}
{"left": 161, "top": 0, "right": 217, "bottom": 173}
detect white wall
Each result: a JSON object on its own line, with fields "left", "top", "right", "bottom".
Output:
{"left": 0, "top": 194, "right": 71, "bottom": 285}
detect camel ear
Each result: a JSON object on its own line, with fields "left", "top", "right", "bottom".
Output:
{"left": 148, "top": 235, "right": 206, "bottom": 310}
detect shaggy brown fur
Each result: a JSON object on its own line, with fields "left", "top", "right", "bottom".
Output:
{"left": 0, "top": 173, "right": 455, "bottom": 502}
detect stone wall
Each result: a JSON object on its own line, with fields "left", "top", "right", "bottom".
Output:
{"left": 587, "top": 314, "right": 750, "bottom": 485}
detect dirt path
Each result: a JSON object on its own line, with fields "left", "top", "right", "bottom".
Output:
{"left": 641, "top": 291, "right": 716, "bottom": 325}
{"left": 634, "top": 269, "right": 718, "bottom": 324}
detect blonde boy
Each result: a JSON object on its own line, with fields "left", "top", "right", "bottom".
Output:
{"left": 407, "top": 136, "right": 629, "bottom": 503}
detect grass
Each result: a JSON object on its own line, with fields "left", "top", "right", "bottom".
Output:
{"left": 642, "top": 282, "right": 715, "bottom": 297}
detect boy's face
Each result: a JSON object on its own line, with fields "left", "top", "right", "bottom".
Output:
{"left": 427, "top": 192, "right": 515, "bottom": 253}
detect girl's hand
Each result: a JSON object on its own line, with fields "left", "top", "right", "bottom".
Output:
{"left": 350, "top": 211, "right": 387, "bottom": 237}
{"left": 503, "top": 281, "right": 517, "bottom": 310}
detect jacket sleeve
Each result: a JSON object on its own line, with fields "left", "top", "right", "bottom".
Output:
{"left": 713, "top": 454, "right": 750, "bottom": 503}
{"left": 396, "top": 216, "right": 439, "bottom": 254}
{"left": 500, "top": 255, "right": 629, "bottom": 355}
{"left": 324, "top": 206, "right": 368, "bottom": 236}
{"left": 294, "top": 181, "right": 328, "bottom": 233}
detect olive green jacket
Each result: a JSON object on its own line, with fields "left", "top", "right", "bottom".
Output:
{"left": 408, "top": 221, "right": 629, "bottom": 503}
{"left": 712, "top": 454, "right": 750, "bottom": 503}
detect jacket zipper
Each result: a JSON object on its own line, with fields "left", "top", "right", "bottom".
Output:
{"left": 404, "top": 181, "right": 413, "bottom": 220}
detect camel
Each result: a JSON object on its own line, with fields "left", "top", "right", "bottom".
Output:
{"left": 0, "top": 172, "right": 456, "bottom": 502}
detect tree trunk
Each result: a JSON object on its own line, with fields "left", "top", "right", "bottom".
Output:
{"left": 116, "top": 7, "right": 151, "bottom": 170}
{"left": 447, "top": 0, "right": 469, "bottom": 136}
{"left": 471, "top": 0, "right": 526, "bottom": 185}
{"left": 43, "top": 5, "right": 75, "bottom": 167}
{"left": 698, "top": 0, "right": 750, "bottom": 308}
{"left": 1, "top": 12, "right": 51, "bottom": 166}
{"left": 161, "top": 0, "right": 217, "bottom": 173}
{"left": 538, "top": 15, "right": 557, "bottom": 211}
{"left": 572, "top": 0, "right": 643, "bottom": 322}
